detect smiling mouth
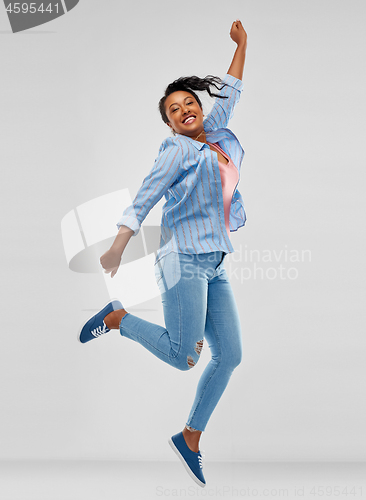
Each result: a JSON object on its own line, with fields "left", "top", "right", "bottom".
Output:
{"left": 182, "top": 116, "right": 196, "bottom": 124}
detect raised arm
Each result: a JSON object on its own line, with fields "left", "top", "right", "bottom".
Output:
{"left": 227, "top": 20, "right": 247, "bottom": 81}
{"left": 203, "top": 21, "right": 247, "bottom": 131}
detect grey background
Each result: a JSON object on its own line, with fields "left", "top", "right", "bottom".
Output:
{"left": 1, "top": 0, "right": 365, "bottom": 463}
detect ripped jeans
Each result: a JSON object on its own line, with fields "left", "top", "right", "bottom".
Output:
{"left": 119, "top": 250, "right": 243, "bottom": 432}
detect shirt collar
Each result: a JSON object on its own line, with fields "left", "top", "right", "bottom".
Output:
{"left": 175, "top": 127, "right": 233, "bottom": 150}
{"left": 175, "top": 134, "right": 207, "bottom": 150}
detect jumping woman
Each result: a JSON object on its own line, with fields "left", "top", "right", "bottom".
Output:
{"left": 78, "top": 20, "right": 248, "bottom": 488}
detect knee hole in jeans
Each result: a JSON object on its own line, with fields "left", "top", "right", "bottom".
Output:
{"left": 187, "top": 340, "right": 204, "bottom": 368}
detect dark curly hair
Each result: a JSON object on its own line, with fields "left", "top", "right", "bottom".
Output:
{"left": 158, "top": 75, "right": 229, "bottom": 124}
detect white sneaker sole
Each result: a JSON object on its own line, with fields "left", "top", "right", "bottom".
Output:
{"left": 168, "top": 438, "right": 206, "bottom": 488}
{"left": 77, "top": 298, "right": 121, "bottom": 343}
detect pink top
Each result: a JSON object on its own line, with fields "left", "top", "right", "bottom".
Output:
{"left": 208, "top": 142, "right": 239, "bottom": 239}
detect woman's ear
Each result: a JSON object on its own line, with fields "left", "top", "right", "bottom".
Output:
{"left": 167, "top": 122, "right": 176, "bottom": 136}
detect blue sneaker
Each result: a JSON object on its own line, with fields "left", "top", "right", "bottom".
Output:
{"left": 169, "top": 432, "right": 206, "bottom": 488}
{"left": 78, "top": 298, "right": 123, "bottom": 344}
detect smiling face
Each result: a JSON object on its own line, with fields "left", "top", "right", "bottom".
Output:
{"left": 165, "top": 91, "right": 204, "bottom": 138}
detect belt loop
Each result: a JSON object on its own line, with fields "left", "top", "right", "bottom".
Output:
{"left": 215, "top": 251, "right": 225, "bottom": 270}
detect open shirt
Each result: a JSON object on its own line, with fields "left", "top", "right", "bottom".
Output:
{"left": 116, "top": 73, "right": 247, "bottom": 265}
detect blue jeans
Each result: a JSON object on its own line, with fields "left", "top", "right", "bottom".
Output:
{"left": 119, "top": 251, "right": 242, "bottom": 432}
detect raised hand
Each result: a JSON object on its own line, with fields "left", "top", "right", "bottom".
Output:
{"left": 230, "top": 19, "right": 247, "bottom": 48}
{"left": 227, "top": 20, "right": 247, "bottom": 81}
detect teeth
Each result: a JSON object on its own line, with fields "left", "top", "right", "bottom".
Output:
{"left": 184, "top": 116, "right": 195, "bottom": 123}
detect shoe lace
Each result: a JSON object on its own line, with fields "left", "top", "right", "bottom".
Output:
{"left": 198, "top": 450, "right": 205, "bottom": 469}
{"left": 91, "top": 321, "right": 109, "bottom": 338}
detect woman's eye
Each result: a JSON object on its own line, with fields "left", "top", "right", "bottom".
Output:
{"left": 187, "top": 101, "right": 194, "bottom": 105}
{"left": 172, "top": 108, "right": 178, "bottom": 112}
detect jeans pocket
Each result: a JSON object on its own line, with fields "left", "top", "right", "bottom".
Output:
{"left": 154, "top": 261, "right": 164, "bottom": 284}
{"left": 155, "top": 252, "right": 182, "bottom": 291}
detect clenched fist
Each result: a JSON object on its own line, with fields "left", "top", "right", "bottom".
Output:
{"left": 230, "top": 19, "right": 247, "bottom": 48}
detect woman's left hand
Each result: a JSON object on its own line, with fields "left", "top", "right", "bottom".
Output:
{"left": 230, "top": 20, "right": 247, "bottom": 48}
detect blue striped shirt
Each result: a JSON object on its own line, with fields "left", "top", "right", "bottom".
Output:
{"left": 116, "top": 73, "right": 247, "bottom": 265}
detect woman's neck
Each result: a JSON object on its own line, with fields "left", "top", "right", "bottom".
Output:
{"left": 193, "top": 129, "right": 207, "bottom": 144}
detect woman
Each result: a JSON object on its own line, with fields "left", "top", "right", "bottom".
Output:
{"left": 78, "top": 20, "right": 247, "bottom": 488}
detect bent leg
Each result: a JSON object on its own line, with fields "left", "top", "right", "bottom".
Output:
{"left": 119, "top": 251, "right": 208, "bottom": 371}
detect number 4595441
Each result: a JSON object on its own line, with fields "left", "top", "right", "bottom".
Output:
{"left": 5, "top": 3, "right": 60, "bottom": 14}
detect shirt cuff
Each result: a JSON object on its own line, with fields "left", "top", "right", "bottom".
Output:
{"left": 116, "top": 216, "right": 140, "bottom": 236}
{"left": 222, "top": 73, "right": 244, "bottom": 92}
